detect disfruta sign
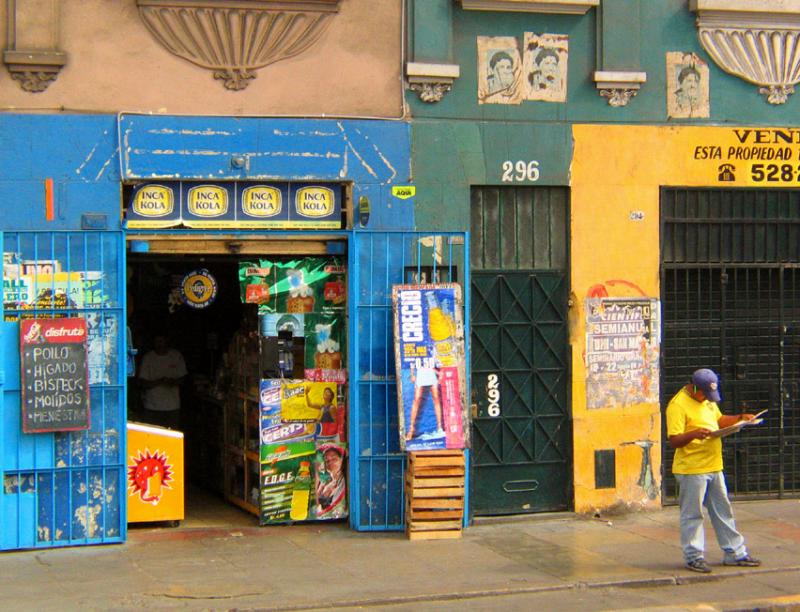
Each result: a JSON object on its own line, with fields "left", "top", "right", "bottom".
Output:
{"left": 20, "top": 318, "right": 90, "bottom": 433}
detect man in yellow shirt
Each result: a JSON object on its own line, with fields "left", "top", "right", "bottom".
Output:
{"left": 666, "top": 368, "right": 761, "bottom": 573}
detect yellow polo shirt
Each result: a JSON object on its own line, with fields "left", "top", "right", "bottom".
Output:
{"left": 666, "top": 388, "right": 723, "bottom": 474}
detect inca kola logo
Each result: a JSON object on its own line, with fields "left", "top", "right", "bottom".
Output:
{"left": 133, "top": 185, "right": 174, "bottom": 217}
{"left": 295, "top": 187, "right": 334, "bottom": 218}
{"left": 187, "top": 185, "right": 228, "bottom": 217}
{"left": 242, "top": 186, "right": 282, "bottom": 218}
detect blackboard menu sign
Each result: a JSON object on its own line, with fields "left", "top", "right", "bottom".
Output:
{"left": 20, "top": 318, "right": 90, "bottom": 433}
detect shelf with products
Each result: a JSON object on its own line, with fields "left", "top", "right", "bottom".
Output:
{"left": 222, "top": 311, "right": 262, "bottom": 517}
{"left": 224, "top": 256, "right": 351, "bottom": 525}
{"left": 223, "top": 394, "right": 261, "bottom": 516}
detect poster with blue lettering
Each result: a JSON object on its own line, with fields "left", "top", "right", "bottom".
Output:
{"left": 125, "top": 182, "right": 182, "bottom": 228}
{"left": 236, "top": 183, "right": 290, "bottom": 227}
{"left": 585, "top": 297, "right": 661, "bottom": 409}
{"left": 182, "top": 183, "right": 237, "bottom": 228}
{"left": 392, "top": 284, "right": 469, "bottom": 451}
{"left": 288, "top": 183, "right": 342, "bottom": 228}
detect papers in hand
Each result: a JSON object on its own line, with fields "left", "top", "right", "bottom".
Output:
{"left": 710, "top": 409, "right": 768, "bottom": 438}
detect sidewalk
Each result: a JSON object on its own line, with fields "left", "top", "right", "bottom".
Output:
{"left": 1, "top": 499, "right": 799, "bottom": 610}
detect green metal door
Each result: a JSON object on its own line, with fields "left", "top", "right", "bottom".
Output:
{"left": 470, "top": 187, "right": 571, "bottom": 515}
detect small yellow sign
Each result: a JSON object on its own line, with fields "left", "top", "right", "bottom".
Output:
{"left": 133, "top": 185, "right": 174, "bottom": 217}
{"left": 187, "top": 185, "right": 228, "bottom": 217}
{"left": 392, "top": 185, "right": 416, "bottom": 199}
{"left": 242, "top": 186, "right": 282, "bottom": 218}
{"left": 295, "top": 187, "right": 334, "bottom": 218}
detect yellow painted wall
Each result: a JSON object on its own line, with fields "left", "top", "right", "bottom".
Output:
{"left": 570, "top": 124, "right": 798, "bottom": 513}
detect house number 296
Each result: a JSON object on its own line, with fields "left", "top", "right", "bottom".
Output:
{"left": 486, "top": 374, "right": 501, "bottom": 417}
{"left": 501, "top": 160, "right": 540, "bottom": 182}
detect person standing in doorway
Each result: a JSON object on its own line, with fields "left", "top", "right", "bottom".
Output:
{"left": 138, "top": 333, "right": 187, "bottom": 430}
{"left": 666, "top": 368, "right": 761, "bottom": 573}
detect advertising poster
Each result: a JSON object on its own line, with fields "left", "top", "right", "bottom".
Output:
{"left": 392, "top": 284, "right": 468, "bottom": 451}
{"left": 124, "top": 182, "right": 342, "bottom": 229}
{"left": 259, "top": 441, "right": 316, "bottom": 525}
{"left": 313, "top": 442, "right": 347, "bottom": 520}
{"left": 585, "top": 298, "right": 661, "bottom": 409}
{"left": 238, "top": 256, "right": 346, "bottom": 314}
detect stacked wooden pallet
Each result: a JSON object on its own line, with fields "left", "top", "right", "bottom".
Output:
{"left": 405, "top": 450, "right": 465, "bottom": 540}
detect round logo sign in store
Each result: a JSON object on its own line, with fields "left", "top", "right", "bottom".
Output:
{"left": 181, "top": 269, "right": 217, "bottom": 309}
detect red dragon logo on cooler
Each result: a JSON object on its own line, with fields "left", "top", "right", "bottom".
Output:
{"left": 128, "top": 449, "right": 173, "bottom": 504}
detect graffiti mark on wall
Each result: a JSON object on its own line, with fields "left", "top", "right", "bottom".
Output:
{"left": 621, "top": 440, "right": 659, "bottom": 500}
{"left": 585, "top": 297, "right": 660, "bottom": 409}
{"left": 586, "top": 279, "right": 647, "bottom": 299}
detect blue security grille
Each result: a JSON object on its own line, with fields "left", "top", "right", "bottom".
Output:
{"left": 349, "top": 231, "right": 469, "bottom": 531}
{"left": 1, "top": 231, "right": 126, "bottom": 550}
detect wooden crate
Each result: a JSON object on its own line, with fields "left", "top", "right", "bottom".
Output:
{"left": 405, "top": 450, "right": 465, "bottom": 540}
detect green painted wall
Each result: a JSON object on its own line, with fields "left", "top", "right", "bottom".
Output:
{"left": 409, "top": 1, "right": 800, "bottom": 229}
{"left": 412, "top": 121, "right": 571, "bottom": 231}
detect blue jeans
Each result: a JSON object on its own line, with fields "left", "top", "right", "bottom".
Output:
{"left": 676, "top": 472, "right": 747, "bottom": 563}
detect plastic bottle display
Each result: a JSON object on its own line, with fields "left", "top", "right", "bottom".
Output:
{"left": 289, "top": 461, "right": 312, "bottom": 520}
{"left": 426, "top": 292, "right": 457, "bottom": 366}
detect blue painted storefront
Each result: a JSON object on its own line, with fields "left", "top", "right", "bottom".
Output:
{"left": 0, "top": 114, "right": 465, "bottom": 549}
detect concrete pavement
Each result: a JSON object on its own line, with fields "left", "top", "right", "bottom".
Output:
{"left": 1, "top": 498, "right": 799, "bottom": 610}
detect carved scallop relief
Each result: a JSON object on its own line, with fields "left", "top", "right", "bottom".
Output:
{"left": 690, "top": 0, "right": 800, "bottom": 104}
{"left": 136, "top": 0, "right": 340, "bottom": 91}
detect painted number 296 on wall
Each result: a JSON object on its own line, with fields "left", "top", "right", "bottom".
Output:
{"left": 502, "top": 160, "right": 540, "bottom": 182}
{"left": 486, "top": 374, "right": 500, "bottom": 417}
{"left": 751, "top": 164, "right": 800, "bottom": 182}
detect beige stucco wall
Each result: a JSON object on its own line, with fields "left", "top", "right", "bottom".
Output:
{"left": 0, "top": 0, "right": 403, "bottom": 117}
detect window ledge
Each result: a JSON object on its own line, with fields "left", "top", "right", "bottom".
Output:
{"left": 690, "top": 0, "right": 800, "bottom": 25}
{"left": 406, "top": 62, "right": 460, "bottom": 103}
{"left": 458, "top": 0, "right": 598, "bottom": 15}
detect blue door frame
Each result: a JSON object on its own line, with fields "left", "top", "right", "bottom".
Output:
{"left": 348, "top": 230, "right": 470, "bottom": 530}
{"left": 0, "top": 114, "right": 470, "bottom": 548}
{"left": 1, "top": 230, "right": 127, "bottom": 550}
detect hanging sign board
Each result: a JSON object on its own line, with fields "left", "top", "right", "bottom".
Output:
{"left": 125, "top": 182, "right": 182, "bottom": 228}
{"left": 392, "top": 284, "right": 469, "bottom": 452}
{"left": 237, "top": 184, "right": 290, "bottom": 227}
{"left": 182, "top": 183, "right": 237, "bottom": 227}
{"left": 20, "top": 317, "right": 91, "bottom": 433}
{"left": 124, "top": 181, "right": 342, "bottom": 229}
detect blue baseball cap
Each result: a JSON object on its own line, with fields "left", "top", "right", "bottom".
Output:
{"left": 692, "top": 368, "right": 721, "bottom": 402}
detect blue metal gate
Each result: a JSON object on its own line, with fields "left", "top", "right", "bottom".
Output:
{"left": 349, "top": 231, "right": 469, "bottom": 530}
{"left": 1, "top": 231, "right": 126, "bottom": 550}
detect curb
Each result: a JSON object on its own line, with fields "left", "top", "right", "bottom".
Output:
{"left": 242, "top": 565, "right": 800, "bottom": 611}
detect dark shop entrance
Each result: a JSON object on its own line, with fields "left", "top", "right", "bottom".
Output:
{"left": 660, "top": 188, "right": 800, "bottom": 503}
{"left": 126, "top": 235, "right": 349, "bottom": 528}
